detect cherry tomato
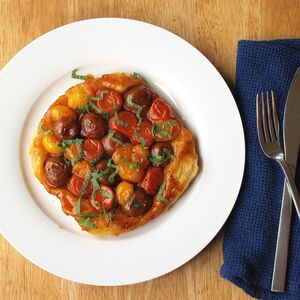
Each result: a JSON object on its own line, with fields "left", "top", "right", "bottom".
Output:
{"left": 132, "top": 121, "right": 155, "bottom": 147}
{"left": 83, "top": 139, "right": 104, "bottom": 161}
{"left": 147, "top": 98, "right": 172, "bottom": 122}
{"left": 153, "top": 119, "right": 181, "bottom": 141}
{"left": 95, "top": 87, "right": 123, "bottom": 116}
{"left": 140, "top": 167, "right": 164, "bottom": 195}
{"left": 102, "top": 131, "right": 128, "bottom": 156}
{"left": 109, "top": 111, "right": 138, "bottom": 138}
{"left": 90, "top": 185, "right": 115, "bottom": 211}
{"left": 68, "top": 175, "right": 92, "bottom": 198}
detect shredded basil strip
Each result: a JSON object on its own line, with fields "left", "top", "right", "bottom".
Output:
{"left": 77, "top": 217, "right": 94, "bottom": 229}
{"left": 114, "top": 106, "right": 128, "bottom": 128}
{"left": 118, "top": 156, "right": 140, "bottom": 172}
{"left": 102, "top": 208, "right": 112, "bottom": 222}
{"left": 134, "top": 129, "right": 147, "bottom": 148}
{"left": 107, "top": 158, "right": 119, "bottom": 183}
{"left": 89, "top": 90, "right": 109, "bottom": 101}
{"left": 71, "top": 68, "right": 88, "bottom": 80}
{"left": 38, "top": 121, "right": 52, "bottom": 135}
{"left": 156, "top": 181, "right": 169, "bottom": 204}
{"left": 150, "top": 148, "right": 175, "bottom": 166}
{"left": 75, "top": 198, "right": 100, "bottom": 218}
{"left": 131, "top": 72, "right": 145, "bottom": 81}
{"left": 59, "top": 139, "right": 84, "bottom": 166}
{"left": 152, "top": 121, "right": 176, "bottom": 138}
{"left": 108, "top": 129, "right": 123, "bottom": 145}
{"left": 127, "top": 95, "right": 143, "bottom": 124}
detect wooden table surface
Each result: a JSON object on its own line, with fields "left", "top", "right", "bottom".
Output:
{"left": 1, "top": 1, "right": 300, "bottom": 299}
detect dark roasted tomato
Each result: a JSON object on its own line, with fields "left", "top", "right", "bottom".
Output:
{"left": 150, "top": 142, "right": 174, "bottom": 167}
{"left": 109, "top": 111, "right": 137, "bottom": 138}
{"left": 147, "top": 98, "right": 172, "bottom": 122}
{"left": 68, "top": 175, "right": 92, "bottom": 198}
{"left": 132, "top": 121, "right": 155, "bottom": 147}
{"left": 140, "top": 167, "right": 164, "bottom": 195}
{"left": 95, "top": 160, "right": 118, "bottom": 185}
{"left": 152, "top": 119, "right": 180, "bottom": 141}
{"left": 123, "top": 187, "right": 153, "bottom": 216}
{"left": 95, "top": 87, "right": 123, "bottom": 116}
{"left": 44, "top": 156, "right": 72, "bottom": 188}
{"left": 81, "top": 113, "right": 106, "bottom": 139}
{"left": 124, "top": 85, "right": 151, "bottom": 116}
{"left": 90, "top": 185, "right": 115, "bottom": 211}
{"left": 83, "top": 139, "right": 104, "bottom": 161}
{"left": 102, "top": 131, "right": 128, "bottom": 156}
{"left": 53, "top": 116, "right": 80, "bottom": 141}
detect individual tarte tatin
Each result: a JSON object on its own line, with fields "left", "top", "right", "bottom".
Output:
{"left": 30, "top": 70, "right": 199, "bottom": 235}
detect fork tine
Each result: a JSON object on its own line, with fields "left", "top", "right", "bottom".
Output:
{"left": 261, "top": 92, "right": 270, "bottom": 142}
{"left": 256, "top": 93, "right": 265, "bottom": 144}
{"left": 267, "top": 91, "right": 276, "bottom": 141}
{"left": 271, "top": 90, "right": 280, "bottom": 139}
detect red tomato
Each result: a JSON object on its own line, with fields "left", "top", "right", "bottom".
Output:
{"left": 140, "top": 167, "right": 164, "bottom": 195}
{"left": 90, "top": 185, "right": 115, "bottom": 211}
{"left": 132, "top": 121, "right": 155, "bottom": 147}
{"left": 102, "top": 131, "right": 128, "bottom": 156}
{"left": 68, "top": 175, "right": 92, "bottom": 198}
{"left": 109, "top": 111, "right": 138, "bottom": 138}
{"left": 95, "top": 88, "right": 123, "bottom": 116}
{"left": 83, "top": 139, "right": 104, "bottom": 161}
{"left": 147, "top": 98, "right": 172, "bottom": 122}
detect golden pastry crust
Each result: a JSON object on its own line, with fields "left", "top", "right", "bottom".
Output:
{"left": 30, "top": 72, "right": 199, "bottom": 236}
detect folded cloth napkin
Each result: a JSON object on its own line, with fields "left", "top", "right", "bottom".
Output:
{"left": 221, "top": 40, "right": 300, "bottom": 299}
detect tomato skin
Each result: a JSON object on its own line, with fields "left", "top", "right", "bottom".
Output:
{"left": 140, "top": 167, "right": 164, "bottom": 195}
{"left": 90, "top": 185, "right": 115, "bottom": 211}
{"left": 147, "top": 98, "right": 172, "bottom": 122}
{"left": 83, "top": 139, "right": 104, "bottom": 161}
{"left": 109, "top": 111, "right": 138, "bottom": 138}
{"left": 95, "top": 88, "right": 123, "bottom": 116}
{"left": 132, "top": 121, "right": 155, "bottom": 147}
{"left": 102, "top": 131, "right": 128, "bottom": 156}
{"left": 68, "top": 175, "right": 92, "bottom": 198}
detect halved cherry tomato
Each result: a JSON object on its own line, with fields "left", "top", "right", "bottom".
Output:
{"left": 152, "top": 119, "right": 181, "bottom": 142}
{"left": 116, "top": 181, "right": 134, "bottom": 206}
{"left": 72, "top": 160, "right": 93, "bottom": 178}
{"left": 147, "top": 98, "right": 172, "bottom": 122}
{"left": 109, "top": 111, "right": 137, "bottom": 138}
{"left": 95, "top": 87, "right": 123, "bottom": 116}
{"left": 102, "top": 131, "right": 127, "bottom": 156}
{"left": 90, "top": 185, "right": 115, "bottom": 211}
{"left": 83, "top": 139, "right": 104, "bottom": 161}
{"left": 132, "top": 121, "right": 155, "bottom": 147}
{"left": 140, "top": 167, "right": 164, "bottom": 195}
{"left": 68, "top": 175, "right": 92, "bottom": 198}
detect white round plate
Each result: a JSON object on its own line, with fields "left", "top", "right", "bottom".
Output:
{"left": 0, "top": 18, "right": 245, "bottom": 286}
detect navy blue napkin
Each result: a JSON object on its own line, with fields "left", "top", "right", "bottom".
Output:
{"left": 221, "top": 40, "right": 300, "bottom": 299}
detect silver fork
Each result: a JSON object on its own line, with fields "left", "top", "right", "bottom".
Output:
{"left": 256, "top": 91, "right": 300, "bottom": 219}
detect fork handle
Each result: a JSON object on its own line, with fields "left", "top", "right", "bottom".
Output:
{"left": 278, "top": 159, "right": 300, "bottom": 220}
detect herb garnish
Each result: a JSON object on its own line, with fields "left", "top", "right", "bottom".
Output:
{"left": 152, "top": 120, "right": 176, "bottom": 139}
{"left": 107, "top": 158, "right": 119, "bottom": 183}
{"left": 131, "top": 72, "right": 145, "bottom": 81}
{"left": 59, "top": 139, "right": 84, "bottom": 166}
{"left": 156, "top": 181, "right": 169, "bottom": 204}
{"left": 71, "top": 68, "right": 88, "bottom": 80}
{"left": 108, "top": 129, "right": 123, "bottom": 145}
{"left": 127, "top": 95, "right": 143, "bottom": 124}
{"left": 118, "top": 156, "right": 140, "bottom": 172}
{"left": 79, "top": 96, "right": 109, "bottom": 119}
{"left": 114, "top": 105, "right": 128, "bottom": 128}
{"left": 75, "top": 198, "right": 100, "bottom": 218}
{"left": 38, "top": 121, "right": 52, "bottom": 135}
{"left": 150, "top": 148, "right": 175, "bottom": 167}
{"left": 134, "top": 129, "right": 147, "bottom": 148}
{"left": 89, "top": 90, "right": 109, "bottom": 101}
{"left": 102, "top": 207, "right": 113, "bottom": 222}
{"left": 77, "top": 217, "right": 94, "bottom": 229}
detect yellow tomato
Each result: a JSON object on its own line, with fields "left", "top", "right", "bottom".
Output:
{"left": 118, "top": 161, "right": 144, "bottom": 183}
{"left": 66, "top": 83, "right": 94, "bottom": 109}
{"left": 116, "top": 181, "right": 134, "bottom": 206}
{"left": 42, "top": 134, "right": 62, "bottom": 155}
{"left": 50, "top": 105, "right": 78, "bottom": 122}
{"left": 72, "top": 160, "right": 92, "bottom": 178}
{"left": 131, "top": 145, "right": 150, "bottom": 169}
{"left": 64, "top": 144, "right": 79, "bottom": 161}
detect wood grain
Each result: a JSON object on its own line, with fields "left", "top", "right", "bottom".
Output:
{"left": 1, "top": 0, "right": 300, "bottom": 299}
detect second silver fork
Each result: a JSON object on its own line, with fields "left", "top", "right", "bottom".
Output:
{"left": 256, "top": 91, "right": 300, "bottom": 219}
